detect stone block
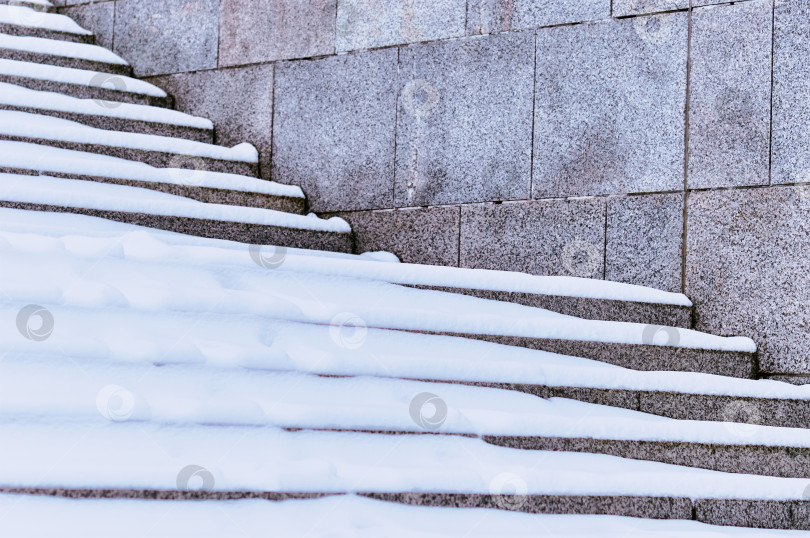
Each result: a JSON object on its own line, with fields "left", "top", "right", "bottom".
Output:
{"left": 60, "top": 1, "right": 115, "bottom": 49}
{"left": 606, "top": 193, "right": 683, "bottom": 293}
{"left": 395, "top": 32, "right": 534, "bottom": 207}
{"left": 146, "top": 64, "right": 275, "bottom": 179}
{"left": 686, "top": 186, "right": 810, "bottom": 375}
{"left": 272, "top": 49, "right": 398, "bottom": 213}
{"left": 113, "top": 0, "right": 219, "bottom": 76}
{"left": 460, "top": 198, "right": 605, "bottom": 278}
{"left": 688, "top": 0, "right": 772, "bottom": 189}
{"left": 219, "top": 0, "right": 336, "bottom": 67}
{"left": 613, "top": 0, "right": 739, "bottom": 16}
{"left": 327, "top": 206, "right": 460, "bottom": 266}
{"left": 772, "top": 0, "right": 810, "bottom": 185}
{"left": 337, "top": 0, "right": 465, "bottom": 51}
{"left": 533, "top": 16, "right": 687, "bottom": 198}
{"left": 466, "top": 0, "right": 610, "bottom": 35}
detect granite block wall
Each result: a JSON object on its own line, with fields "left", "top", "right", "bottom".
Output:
{"left": 54, "top": 0, "right": 810, "bottom": 376}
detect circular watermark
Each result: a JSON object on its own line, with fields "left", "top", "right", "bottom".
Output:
{"left": 401, "top": 79, "right": 441, "bottom": 118}
{"left": 634, "top": 13, "right": 675, "bottom": 45}
{"left": 337, "top": 0, "right": 381, "bottom": 41}
{"left": 88, "top": 73, "right": 127, "bottom": 110}
{"left": 409, "top": 392, "right": 448, "bottom": 431}
{"left": 329, "top": 312, "right": 368, "bottom": 350}
{"left": 641, "top": 324, "right": 681, "bottom": 347}
{"left": 176, "top": 464, "right": 215, "bottom": 492}
{"left": 16, "top": 304, "right": 54, "bottom": 342}
{"left": 721, "top": 400, "right": 762, "bottom": 437}
{"left": 803, "top": 482, "right": 810, "bottom": 500}
{"left": 96, "top": 384, "right": 136, "bottom": 422}
{"left": 7, "top": 1, "right": 48, "bottom": 28}
{"left": 167, "top": 154, "right": 208, "bottom": 187}
{"left": 561, "top": 238, "right": 601, "bottom": 278}
{"left": 249, "top": 244, "right": 288, "bottom": 270}
{"left": 489, "top": 472, "right": 529, "bottom": 511}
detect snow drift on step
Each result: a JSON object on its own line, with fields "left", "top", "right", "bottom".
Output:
{"left": 0, "top": 5, "right": 91, "bottom": 35}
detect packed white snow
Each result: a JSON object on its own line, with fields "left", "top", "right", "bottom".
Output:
{"left": 0, "top": 31, "right": 127, "bottom": 64}
{"left": 0, "top": 5, "right": 91, "bottom": 35}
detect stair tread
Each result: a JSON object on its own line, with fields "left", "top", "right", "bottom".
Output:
{"left": 0, "top": 31, "right": 124, "bottom": 66}
{"left": 0, "top": 4, "right": 91, "bottom": 37}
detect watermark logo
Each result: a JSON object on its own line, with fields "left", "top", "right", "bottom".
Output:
{"left": 721, "top": 400, "right": 762, "bottom": 437}
{"left": 409, "top": 392, "right": 448, "bottom": 431}
{"left": 489, "top": 473, "right": 529, "bottom": 511}
{"left": 561, "top": 238, "right": 601, "bottom": 278}
{"left": 401, "top": 79, "right": 441, "bottom": 118}
{"left": 7, "top": 1, "right": 48, "bottom": 28}
{"left": 16, "top": 304, "right": 54, "bottom": 342}
{"left": 641, "top": 324, "right": 681, "bottom": 347}
{"left": 89, "top": 73, "right": 127, "bottom": 110}
{"left": 176, "top": 465, "right": 215, "bottom": 492}
{"left": 634, "top": 13, "right": 675, "bottom": 45}
{"left": 329, "top": 312, "right": 368, "bottom": 350}
{"left": 96, "top": 384, "right": 136, "bottom": 422}
{"left": 249, "top": 244, "right": 288, "bottom": 270}
{"left": 167, "top": 154, "right": 208, "bottom": 187}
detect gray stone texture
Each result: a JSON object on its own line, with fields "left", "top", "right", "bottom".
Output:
{"left": 395, "top": 32, "right": 535, "bottom": 207}
{"left": 337, "top": 0, "right": 466, "bottom": 51}
{"left": 146, "top": 64, "right": 275, "bottom": 178}
{"left": 772, "top": 0, "right": 810, "bottom": 185}
{"left": 606, "top": 193, "right": 684, "bottom": 293}
{"left": 219, "top": 0, "right": 336, "bottom": 67}
{"left": 467, "top": 0, "right": 610, "bottom": 35}
{"left": 327, "top": 206, "right": 460, "bottom": 266}
{"left": 460, "top": 198, "right": 605, "bottom": 277}
{"left": 688, "top": 0, "right": 772, "bottom": 189}
{"left": 58, "top": 2, "right": 115, "bottom": 48}
{"left": 272, "top": 49, "right": 398, "bottom": 213}
{"left": 113, "top": 0, "right": 219, "bottom": 76}
{"left": 686, "top": 187, "right": 810, "bottom": 374}
{"left": 534, "top": 15, "right": 687, "bottom": 198}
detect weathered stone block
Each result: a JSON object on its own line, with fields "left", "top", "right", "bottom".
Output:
{"left": 395, "top": 32, "right": 534, "bottom": 207}
{"left": 113, "top": 0, "right": 219, "bottom": 76}
{"left": 145, "top": 64, "right": 275, "bottom": 179}
{"left": 273, "top": 49, "right": 398, "bottom": 213}
{"left": 606, "top": 193, "right": 683, "bottom": 293}
{"left": 460, "top": 198, "right": 605, "bottom": 277}
{"left": 533, "top": 15, "right": 687, "bottom": 198}
{"left": 688, "top": 0, "right": 772, "bottom": 189}
{"left": 61, "top": 1, "right": 115, "bottom": 49}
{"left": 327, "top": 206, "right": 460, "bottom": 266}
{"left": 219, "top": 0, "right": 336, "bottom": 67}
{"left": 337, "top": 0, "right": 465, "bottom": 51}
{"left": 772, "top": 0, "right": 810, "bottom": 185}
{"left": 686, "top": 186, "right": 810, "bottom": 374}
{"left": 466, "top": 0, "right": 610, "bottom": 35}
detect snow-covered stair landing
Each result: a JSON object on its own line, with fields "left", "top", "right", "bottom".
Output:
{"left": 0, "top": 2, "right": 806, "bottom": 536}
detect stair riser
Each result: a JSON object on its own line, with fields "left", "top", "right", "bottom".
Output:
{"left": 417, "top": 332, "right": 756, "bottom": 378}
{"left": 0, "top": 135, "right": 257, "bottom": 176}
{"left": 458, "top": 381, "right": 810, "bottom": 429}
{"left": 0, "top": 202, "right": 353, "bottom": 252}
{"left": 0, "top": 22, "right": 94, "bottom": 44}
{"left": 485, "top": 436, "right": 810, "bottom": 478}
{"left": 0, "top": 74, "right": 173, "bottom": 108}
{"left": 0, "top": 104, "right": 213, "bottom": 143}
{"left": 0, "top": 48, "right": 131, "bottom": 76}
{"left": 0, "top": 168, "right": 306, "bottom": 212}
{"left": 411, "top": 285, "right": 693, "bottom": 328}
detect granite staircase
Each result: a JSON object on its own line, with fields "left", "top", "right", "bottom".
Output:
{"left": 2, "top": 1, "right": 810, "bottom": 535}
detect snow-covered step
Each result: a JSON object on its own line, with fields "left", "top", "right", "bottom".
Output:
{"left": 0, "top": 142, "right": 305, "bottom": 212}
{"left": 2, "top": 495, "right": 799, "bottom": 538}
{"left": 0, "top": 32, "right": 131, "bottom": 75}
{"left": 0, "top": 174, "right": 348, "bottom": 249}
{"left": 411, "top": 283, "right": 693, "bottom": 328}
{"left": 0, "top": 110, "right": 258, "bottom": 175}
{"left": 0, "top": 0, "right": 53, "bottom": 13}
{"left": 0, "top": 59, "right": 173, "bottom": 107}
{"left": 0, "top": 4, "right": 94, "bottom": 44}
{"left": 3, "top": 421, "right": 810, "bottom": 529}
{"left": 0, "top": 82, "right": 213, "bottom": 142}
